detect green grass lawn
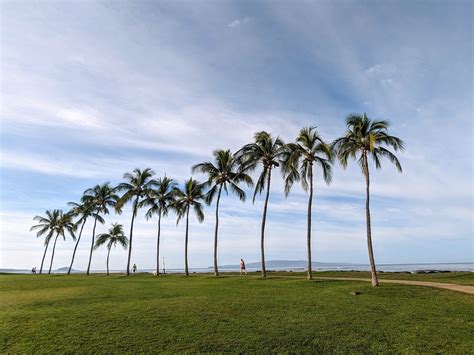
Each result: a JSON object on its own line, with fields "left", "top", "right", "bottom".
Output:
{"left": 1, "top": 273, "right": 473, "bottom": 353}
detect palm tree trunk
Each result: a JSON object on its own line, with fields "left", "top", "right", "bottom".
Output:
{"left": 87, "top": 212, "right": 99, "bottom": 275}
{"left": 106, "top": 247, "right": 111, "bottom": 276}
{"left": 364, "top": 155, "right": 379, "bottom": 286}
{"left": 126, "top": 197, "right": 139, "bottom": 276}
{"left": 184, "top": 205, "right": 190, "bottom": 276}
{"left": 307, "top": 164, "right": 314, "bottom": 280}
{"left": 260, "top": 168, "right": 272, "bottom": 277}
{"left": 68, "top": 218, "right": 87, "bottom": 275}
{"left": 213, "top": 185, "right": 223, "bottom": 276}
{"left": 48, "top": 233, "right": 60, "bottom": 274}
{"left": 39, "top": 239, "right": 50, "bottom": 274}
{"left": 156, "top": 211, "right": 162, "bottom": 276}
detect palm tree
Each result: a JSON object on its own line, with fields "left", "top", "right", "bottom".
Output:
{"left": 332, "top": 113, "right": 404, "bottom": 286}
{"left": 192, "top": 149, "right": 253, "bottom": 276}
{"left": 66, "top": 200, "right": 100, "bottom": 275}
{"left": 282, "top": 127, "right": 333, "bottom": 280}
{"left": 236, "top": 131, "right": 286, "bottom": 277}
{"left": 82, "top": 183, "right": 119, "bottom": 275}
{"left": 173, "top": 178, "right": 205, "bottom": 276}
{"left": 116, "top": 168, "right": 156, "bottom": 276}
{"left": 47, "top": 210, "right": 76, "bottom": 274}
{"left": 94, "top": 223, "right": 129, "bottom": 276}
{"left": 139, "top": 176, "right": 177, "bottom": 276}
{"left": 31, "top": 209, "right": 60, "bottom": 274}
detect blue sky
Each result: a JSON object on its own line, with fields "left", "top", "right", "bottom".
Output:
{"left": 0, "top": 0, "right": 472, "bottom": 270}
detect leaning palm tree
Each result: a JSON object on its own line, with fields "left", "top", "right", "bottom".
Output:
{"left": 139, "top": 176, "right": 177, "bottom": 276}
{"left": 47, "top": 210, "right": 76, "bottom": 274}
{"left": 332, "top": 113, "right": 404, "bottom": 286}
{"left": 282, "top": 127, "right": 333, "bottom": 280}
{"left": 82, "top": 183, "right": 119, "bottom": 275}
{"left": 116, "top": 168, "right": 156, "bottom": 276}
{"left": 236, "top": 131, "right": 286, "bottom": 277}
{"left": 94, "top": 223, "right": 129, "bottom": 276}
{"left": 192, "top": 149, "right": 253, "bottom": 276}
{"left": 66, "top": 200, "right": 100, "bottom": 275}
{"left": 31, "top": 209, "right": 60, "bottom": 274}
{"left": 173, "top": 178, "right": 205, "bottom": 276}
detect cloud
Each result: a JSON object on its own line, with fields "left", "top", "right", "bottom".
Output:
{"left": 228, "top": 16, "right": 251, "bottom": 28}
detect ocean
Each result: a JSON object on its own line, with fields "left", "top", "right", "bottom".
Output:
{"left": 2, "top": 262, "right": 472, "bottom": 274}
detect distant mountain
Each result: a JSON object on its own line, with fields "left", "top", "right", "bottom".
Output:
{"left": 215, "top": 260, "right": 358, "bottom": 269}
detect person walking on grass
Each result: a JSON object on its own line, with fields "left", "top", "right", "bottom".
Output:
{"left": 240, "top": 258, "right": 247, "bottom": 275}
{"left": 132, "top": 263, "right": 137, "bottom": 274}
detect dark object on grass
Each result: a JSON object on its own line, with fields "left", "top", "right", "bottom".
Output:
{"left": 350, "top": 291, "right": 361, "bottom": 296}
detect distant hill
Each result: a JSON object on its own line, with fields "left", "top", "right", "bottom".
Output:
{"left": 215, "top": 260, "right": 358, "bottom": 269}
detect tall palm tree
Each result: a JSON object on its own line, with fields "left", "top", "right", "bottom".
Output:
{"left": 31, "top": 209, "right": 60, "bottom": 274}
{"left": 192, "top": 149, "right": 253, "bottom": 276}
{"left": 66, "top": 200, "right": 100, "bottom": 275}
{"left": 82, "top": 183, "right": 119, "bottom": 275}
{"left": 173, "top": 178, "right": 205, "bottom": 276}
{"left": 282, "top": 127, "right": 333, "bottom": 280}
{"left": 332, "top": 113, "right": 404, "bottom": 286}
{"left": 94, "top": 223, "right": 129, "bottom": 276}
{"left": 236, "top": 131, "right": 286, "bottom": 277}
{"left": 47, "top": 210, "right": 76, "bottom": 274}
{"left": 139, "top": 176, "right": 177, "bottom": 276}
{"left": 116, "top": 168, "right": 156, "bottom": 276}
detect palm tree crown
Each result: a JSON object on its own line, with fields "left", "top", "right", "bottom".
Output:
{"left": 282, "top": 126, "right": 333, "bottom": 194}
{"left": 193, "top": 149, "right": 253, "bottom": 204}
{"left": 332, "top": 113, "right": 404, "bottom": 173}
{"left": 54, "top": 211, "right": 76, "bottom": 241}
{"left": 237, "top": 131, "right": 286, "bottom": 201}
{"left": 139, "top": 176, "right": 177, "bottom": 220}
{"left": 31, "top": 209, "right": 60, "bottom": 245}
{"left": 68, "top": 201, "right": 94, "bottom": 226}
{"left": 95, "top": 223, "right": 128, "bottom": 251}
{"left": 116, "top": 168, "right": 156, "bottom": 212}
{"left": 173, "top": 178, "right": 206, "bottom": 223}
{"left": 83, "top": 183, "right": 119, "bottom": 216}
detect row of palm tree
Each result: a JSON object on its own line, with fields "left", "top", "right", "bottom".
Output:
{"left": 31, "top": 114, "right": 404, "bottom": 286}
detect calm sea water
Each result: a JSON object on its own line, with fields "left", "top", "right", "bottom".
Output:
{"left": 4, "top": 263, "right": 472, "bottom": 274}
{"left": 160, "top": 263, "right": 474, "bottom": 273}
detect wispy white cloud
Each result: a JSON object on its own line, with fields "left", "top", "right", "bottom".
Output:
{"left": 228, "top": 16, "right": 251, "bottom": 28}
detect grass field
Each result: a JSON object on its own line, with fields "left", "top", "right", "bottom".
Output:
{"left": 1, "top": 272, "right": 473, "bottom": 353}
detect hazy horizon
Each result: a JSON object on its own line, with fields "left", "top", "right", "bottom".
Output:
{"left": 1, "top": 1, "right": 472, "bottom": 270}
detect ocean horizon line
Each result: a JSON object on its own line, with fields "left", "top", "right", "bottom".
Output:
{"left": 3, "top": 262, "right": 473, "bottom": 274}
